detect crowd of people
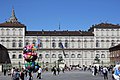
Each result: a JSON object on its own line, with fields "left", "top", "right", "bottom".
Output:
{"left": 2, "top": 64, "right": 120, "bottom": 80}
{"left": 5, "top": 66, "right": 43, "bottom": 80}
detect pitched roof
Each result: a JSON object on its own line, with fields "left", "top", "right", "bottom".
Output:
{"left": 26, "top": 30, "right": 94, "bottom": 36}
{"left": 88, "top": 23, "right": 120, "bottom": 31}
{"left": 0, "top": 22, "right": 25, "bottom": 27}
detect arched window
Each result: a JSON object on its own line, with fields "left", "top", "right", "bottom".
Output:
{"left": 12, "top": 40, "right": 16, "bottom": 47}
{"left": 18, "top": 54, "right": 22, "bottom": 58}
{"left": 25, "top": 40, "right": 29, "bottom": 45}
{"left": 77, "top": 54, "right": 81, "bottom": 58}
{"left": 65, "top": 54, "right": 69, "bottom": 58}
{"left": 52, "top": 54, "right": 56, "bottom": 58}
{"left": 39, "top": 54, "right": 42, "bottom": 59}
{"left": 52, "top": 42, "right": 56, "bottom": 48}
{"left": 71, "top": 54, "right": 75, "bottom": 58}
{"left": 45, "top": 54, "right": 49, "bottom": 58}
{"left": 58, "top": 54, "right": 62, "bottom": 58}
{"left": 96, "top": 54, "right": 100, "bottom": 58}
{"left": 12, "top": 54, "right": 16, "bottom": 59}
{"left": 19, "top": 40, "right": 22, "bottom": 47}
{"left": 101, "top": 54, "right": 105, "bottom": 58}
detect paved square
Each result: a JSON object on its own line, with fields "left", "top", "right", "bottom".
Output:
{"left": 0, "top": 71, "right": 112, "bottom": 80}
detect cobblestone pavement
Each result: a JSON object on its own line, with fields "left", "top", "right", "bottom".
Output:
{"left": 0, "top": 71, "right": 112, "bottom": 80}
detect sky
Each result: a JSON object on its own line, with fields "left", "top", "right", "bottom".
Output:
{"left": 0, "top": 0, "right": 120, "bottom": 31}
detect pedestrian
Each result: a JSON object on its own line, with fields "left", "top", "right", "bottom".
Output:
{"left": 62, "top": 68, "right": 65, "bottom": 73}
{"left": 11, "top": 67, "right": 15, "bottom": 77}
{"left": 3, "top": 69, "right": 7, "bottom": 76}
{"left": 52, "top": 66, "right": 56, "bottom": 75}
{"left": 102, "top": 66, "right": 108, "bottom": 80}
{"left": 20, "top": 68, "right": 25, "bottom": 80}
{"left": 12, "top": 68, "right": 20, "bottom": 80}
{"left": 37, "top": 66, "right": 42, "bottom": 79}
{"left": 113, "top": 65, "right": 120, "bottom": 80}
{"left": 28, "top": 72, "right": 33, "bottom": 80}
{"left": 57, "top": 67, "right": 60, "bottom": 75}
{"left": 94, "top": 66, "right": 97, "bottom": 76}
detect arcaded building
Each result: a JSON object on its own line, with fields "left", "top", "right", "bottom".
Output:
{"left": 0, "top": 8, "right": 120, "bottom": 67}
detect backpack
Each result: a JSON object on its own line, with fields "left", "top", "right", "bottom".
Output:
{"left": 15, "top": 72, "right": 20, "bottom": 78}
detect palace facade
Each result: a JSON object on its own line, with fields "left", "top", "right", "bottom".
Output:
{"left": 0, "top": 9, "right": 120, "bottom": 67}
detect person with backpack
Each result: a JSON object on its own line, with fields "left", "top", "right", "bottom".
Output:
{"left": 102, "top": 66, "right": 108, "bottom": 80}
{"left": 12, "top": 68, "right": 20, "bottom": 80}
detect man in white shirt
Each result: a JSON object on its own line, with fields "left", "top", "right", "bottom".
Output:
{"left": 37, "top": 67, "right": 42, "bottom": 79}
{"left": 102, "top": 66, "right": 108, "bottom": 80}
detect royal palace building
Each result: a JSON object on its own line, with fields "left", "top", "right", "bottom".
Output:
{"left": 0, "top": 8, "right": 120, "bottom": 68}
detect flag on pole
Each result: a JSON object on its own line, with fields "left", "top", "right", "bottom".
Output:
{"left": 60, "top": 42, "right": 66, "bottom": 58}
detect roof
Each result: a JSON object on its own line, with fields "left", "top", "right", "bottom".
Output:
{"left": 109, "top": 44, "right": 120, "bottom": 52}
{"left": 88, "top": 23, "right": 120, "bottom": 31}
{"left": 26, "top": 30, "right": 94, "bottom": 36}
{"left": 0, "top": 22, "right": 26, "bottom": 28}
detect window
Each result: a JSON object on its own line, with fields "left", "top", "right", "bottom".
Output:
{"left": 19, "top": 29, "right": 22, "bottom": 36}
{"left": 12, "top": 40, "right": 16, "bottom": 47}
{"left": 32, "top": 40, "right": 36, "bottom": 45}
{"left": 12, "top": 54, "right": 16, "bottom": 59}
{"left": 39, "top": 54, "right": 42, "bottom": 59}
{"left": 101, "top": 54, "right": 105, "bottom": 58}
{"left": 65, "top": 54, "right": 69, "bottom": 58}
{"left": 111, "top": 40, "right": 115, "bottom": 47}
{"left": 12, "top": 28, "right": 16, "bottom": 36}
{"left": 96, "top": 54, "right": 100, "bottom": 58}
{"left": 77, "top": 54, "right": 81, "bottom": 58}
{"left": 19, "top": 40, "right": 22, "bottom": 47}
{"left": 25, "top": 40, "right": 29, "bottom": 45}
{"left": 84, "top": 40, "right": 87, "bottom": 48}
{"left": 58, "top": 42, "right": 61, "bottom": 48}
{"left": 58, "top": 54, "right": 62, "bottom": 58}
{"left": 65, "top": 40, "right": 68, "bottom": 48}
{"left": 18, "top": 54, "right": 22, "bottom": 58}
{"left": 71, "top": 40, "right": 75, "bottom": 48}
{"left": 1, "top": 28, "right": 4, "bottom": 36}
{"left": 52, "top": 42, "right": 56, "bottom": 48}
{"left": 40, "top": 40, "right": 43, "bottom": 47}
{"left": 71, "top": 54, "right": 75, "bottom": 58}
{"left": 96, "top": 40, "right": 99, "bottom": 47}
{"left": 6, "top": 29, "right": 10, "bottom": 35}
{"left": 52, "top": 54, "right": 56, "bottom": 58}
{"left": 45, "top": 54, "right": 49, "bottom": 58}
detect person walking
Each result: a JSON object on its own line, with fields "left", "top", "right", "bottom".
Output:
{"left": 57, "top": 67, "right": 60, "bottom": 75}
{"left": 37, "top": 66, "right": 42, "bottom": 79}
{"left": 113, "top": 65, "right": 120, "bottom": 80}
{"left": 3, "top": 69, "right": 7, "bottom": 76}
{"left": 52, "top": 66, "right": 56, "bottom": 75}
{"left": 102, "top": 66, "right": 108, "bottom": 80}
{"left": 12, "top": 68, "right": 20, "bottom": 80}
{"left": 20, "top": 68, "right": 25, "bottom": 80}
